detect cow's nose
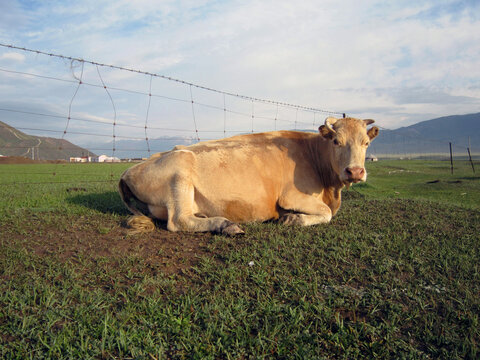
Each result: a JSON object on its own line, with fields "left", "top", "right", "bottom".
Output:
{"left": 345, "top": 167, "right": 365, "bottom": 181}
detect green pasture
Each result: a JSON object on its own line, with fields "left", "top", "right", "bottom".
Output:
{"left": 0, "top": 163, "right": 132, "bottom": 219}
{"left": 355, "top": 159, "right": 480, "bottom": 209}
{"left": 0, "top": 160, "right": 479, "bottom": 359}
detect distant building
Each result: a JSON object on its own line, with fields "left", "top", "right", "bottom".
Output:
{"left": 97, "top": 154, "right": 121, "bottom": 163}
{"left": 69, "top": 156, "right": 93, "bottom": 163}
{"left": 69, "top": 155, "right": 120, "bottom": 163}
{"left": 366, "top": 154, "right": 378, "bottom": 162}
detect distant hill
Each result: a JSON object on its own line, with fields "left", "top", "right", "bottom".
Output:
{"left": 369, "top": 113, "right": 480, "bottom": 157}
{"left": 0, "top": 121, "right": 96, "bottom": 160}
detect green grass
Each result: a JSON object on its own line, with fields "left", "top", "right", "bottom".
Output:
{"left": 356, "top": 159, "right": 480, "bottom": 209}
{"left": 0, "top": 160, "right": 479, "bottom": 359}
{"left": 0, "top": 163, "right": 131, "bottom": 219}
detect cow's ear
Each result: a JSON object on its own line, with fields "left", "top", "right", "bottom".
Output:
{"left": 367, "top": 126, "right": 379, "bottom": 140}
{"left": 364, "top": 119, "right": 375, "bottom": 126}
{"left": 319, "top": 125, "right": 334, "bottom": 139}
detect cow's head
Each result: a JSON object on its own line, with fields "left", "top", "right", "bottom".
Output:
{"left": 319, "top": 117, "right": 379, "bottom": 185}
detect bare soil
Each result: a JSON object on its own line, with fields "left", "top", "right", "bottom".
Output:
{"left": 2, "top": 215, "right": 215, "bottom": 277}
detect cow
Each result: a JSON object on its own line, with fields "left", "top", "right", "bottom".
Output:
{"left": 119, "top": 116, "right": 379, "bottom": 235}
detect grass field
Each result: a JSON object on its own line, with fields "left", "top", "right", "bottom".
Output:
{"left": 0, "top": 160, "right": 479, "bottom": 359}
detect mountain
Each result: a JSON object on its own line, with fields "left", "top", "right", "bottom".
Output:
{"left": 0, "top": 121, "right": 96, "bottom": 160}
{"left": 368, "top": 113, "right": 480, "bottom": 157}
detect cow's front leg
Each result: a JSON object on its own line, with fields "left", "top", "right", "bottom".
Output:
{"left": 277, "top": 187, "right": 332, "bottom": 226}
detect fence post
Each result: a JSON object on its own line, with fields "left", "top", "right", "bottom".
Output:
{"left": 449, "top": 142, "right": 453, "bottom": 174}
{"left": 467, "top": 147, "right": 475, "bottom": 173}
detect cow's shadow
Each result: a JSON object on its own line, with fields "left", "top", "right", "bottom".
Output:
{"left": 67, "top": 191, "right": 170, "bottom": 230}
{"left": 66, "top": 191, "right": 130, "bottom": 215}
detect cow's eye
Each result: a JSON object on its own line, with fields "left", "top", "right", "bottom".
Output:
{"left": 365, "top": 141, "right": 370, "bottom": 147}
{"left": 333, "top": 139, "right": 339, "bottom": 146}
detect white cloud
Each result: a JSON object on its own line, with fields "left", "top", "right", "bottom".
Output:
{"left": 0, "top": 52, "right": 25, "bottom": 62}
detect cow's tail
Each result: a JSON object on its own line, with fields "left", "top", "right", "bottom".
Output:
{"left": 118, "top": 177, "right": 156, "bottom": 234}
{"left": 126, "top": 215, "right": 155, "bottom": 234}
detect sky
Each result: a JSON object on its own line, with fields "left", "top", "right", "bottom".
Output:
{"left": 0, "top": 0, "right": 479, "bottom": 151}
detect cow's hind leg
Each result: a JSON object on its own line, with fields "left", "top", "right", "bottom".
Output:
{"left": 167, "top": 174, "right": 244, "bottom": 235}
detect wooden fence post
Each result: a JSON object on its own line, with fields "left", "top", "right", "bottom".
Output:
{"left": 467, "top": 147, "right": 475, "bottom": 173}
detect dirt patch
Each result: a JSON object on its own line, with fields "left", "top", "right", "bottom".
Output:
{"left": 2, "top": 215, "right": 215, "bottom": 277}
{"left": 0, "top": 156, "right": 67, "bottom": 164}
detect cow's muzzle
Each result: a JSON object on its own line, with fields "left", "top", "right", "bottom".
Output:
{"left": 344, "top": 167, "right": 366, "bottom": 183}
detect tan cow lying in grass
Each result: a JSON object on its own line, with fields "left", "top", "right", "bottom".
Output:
{"left": 119, "top": 117, "right": 379, "bottom": 235}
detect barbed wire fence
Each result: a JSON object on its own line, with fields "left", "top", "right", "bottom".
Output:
{"left": 0, "top": 44, "right": 477, "bottom": 186}
{"left": 0, "top": 44, "right": 345, "bottom": 185}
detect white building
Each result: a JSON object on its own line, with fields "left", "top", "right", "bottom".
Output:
{"left": 69, "top": 156, "right": 94, "bottom": 163}
{"left": 366, "top": 154, "right": 378, "bottom": 162}
{"left": 97, "top": 154, "right": 121, "bottom": 163}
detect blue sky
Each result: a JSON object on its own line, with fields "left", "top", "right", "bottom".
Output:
{"left": 0, "top": 0, "right": 479, "bottom": 149}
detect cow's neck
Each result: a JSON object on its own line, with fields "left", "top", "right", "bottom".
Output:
{"left": 307, "top": 136, "right": 343, "bottom": 189}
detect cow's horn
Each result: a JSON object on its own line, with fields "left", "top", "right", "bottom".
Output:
{"left": 325, "top": 117, "right": 338, "bottom": 133}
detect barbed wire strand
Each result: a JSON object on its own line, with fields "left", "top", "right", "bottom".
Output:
{"left": 189, "top": 85, "right": 200, "bottom": 142}
{"left": 63, "top": 61, "right": 84, "bottom": 145}
{"left": 144, "top": 75, "right": 153, "bottom": 157}
{"left": 251, "top": 100, "right": 254, "bottom": 133}
{"left": 295, "top": 108, "right": 298, "bottom": 130}
{"left": 96, "top": 64, "right": 118, "bottom": 181}
{"left": 274, "top": 104, "right": 279, "bottom": 131}
{"left": 54, "top": 60, "right": 84, "bottom": 178}
{"left": 223, "top": 93, "right": 227, "bottom": 137}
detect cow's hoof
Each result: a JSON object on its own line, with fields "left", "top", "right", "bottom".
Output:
{"left": 221, "top": 223, "right": 245, "bottom": 236}
{"left": 279, "top": 213, "right": 302, "bottom": 225}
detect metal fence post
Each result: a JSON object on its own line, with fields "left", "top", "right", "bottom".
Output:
{"left": 449, "top": 142, "right": 453, "bottom": 174}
